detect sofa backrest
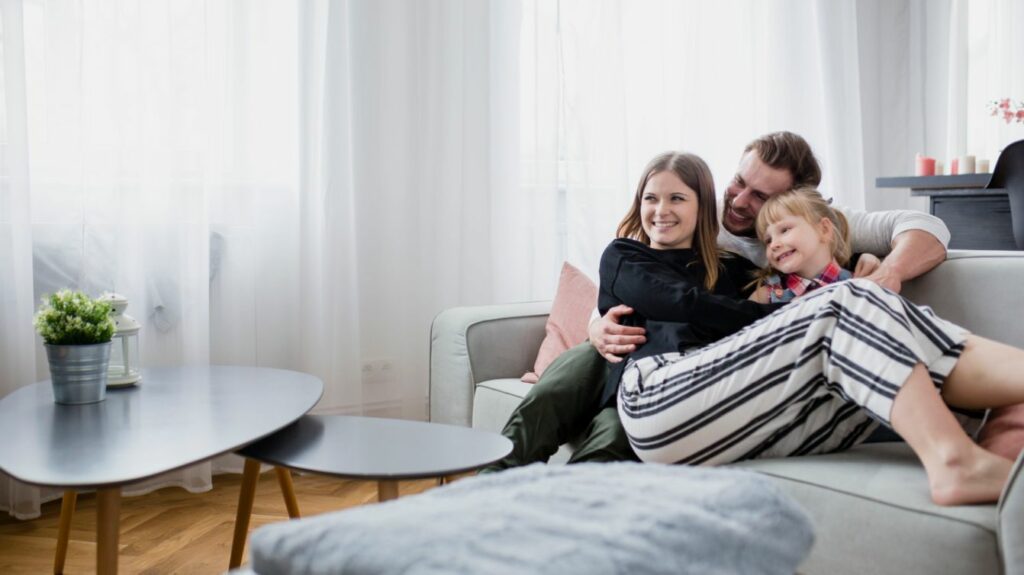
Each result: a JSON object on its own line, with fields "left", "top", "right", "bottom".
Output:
{"left": 901, "top": 250, "right": 1024, "bottom": 348}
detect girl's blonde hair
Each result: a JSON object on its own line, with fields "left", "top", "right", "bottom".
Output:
{"left": 754, "top": 187, "right": 851, "bottom": 274}
{"left": 616, "top": 152, "right": 721, "bottom": 290}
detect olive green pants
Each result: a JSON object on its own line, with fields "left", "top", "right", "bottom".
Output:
{"left": 481, "top": 342, "right": 639, "bottom": 472}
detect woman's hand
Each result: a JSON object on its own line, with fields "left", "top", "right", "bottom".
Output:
{"left": 588, "top": 305, "right": 646, "bottom": 363}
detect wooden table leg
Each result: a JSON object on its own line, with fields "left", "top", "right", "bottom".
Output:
{"left": 96, "top": 487, "right": 121, "bottom": 575}
{"left": 229, "top": 458, "right": 262, "bottom": 569}
{"left": 54, "top": 490, "right": 77, "bottom": 574}
{"left": 377, "top": 480, "right": 399, "bottom": 502}
{"left": 274, "top": 467, "right": 301, "bottom": 519}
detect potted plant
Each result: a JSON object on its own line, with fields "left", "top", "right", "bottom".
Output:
{"left": 34, "top": 290, "right": 116, "bottom": 404}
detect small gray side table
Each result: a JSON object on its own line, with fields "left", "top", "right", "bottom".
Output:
{"left": 228, "top": 415, "right": 512, "bottom": 569}
{"left": 0, "top": 366, "right": 323, "bottom": 575}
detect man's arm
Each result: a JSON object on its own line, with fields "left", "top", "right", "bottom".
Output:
{"left": 841, "top": 207, "right": 949, "bottom": 292}
{"left": 589, "top": 306, "right": 645, "bottom": 363}
{"left": 857, "top": 230, "right": 946, "bottom": 292}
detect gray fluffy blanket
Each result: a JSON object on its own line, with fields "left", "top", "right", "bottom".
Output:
{"left": 246, "top": 462, "right": 814, "bottom": 575}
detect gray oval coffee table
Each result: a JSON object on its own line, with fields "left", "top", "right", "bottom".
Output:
{"left": 229, "top": 415, "right": 512, "bottom": 568}
{"left": 0, "top": 366, "right": 323, "bottom": 575}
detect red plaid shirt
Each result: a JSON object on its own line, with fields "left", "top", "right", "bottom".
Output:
{"left": 767, "top": 260, "right": 852, "bottom": 303}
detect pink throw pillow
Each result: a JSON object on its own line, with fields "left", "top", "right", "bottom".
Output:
{"left": 979, "top": 404, "right": 1024, "bottom": 461}
{"left": 521, "top": 262, "right": 598, "bottom": 383}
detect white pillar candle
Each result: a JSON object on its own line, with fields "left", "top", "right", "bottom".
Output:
{"left": 958, "top": 155, "right": 976, "bottom": 174}
{"left": 978, "top": 159, "right": 990, "bottom": 173}
{"left": 934, "top": 160, "right": 944, "bottom": 176}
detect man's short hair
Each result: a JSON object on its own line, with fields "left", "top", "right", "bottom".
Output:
{"left": 744, "top": 131, "right": 822, "bottom": 189}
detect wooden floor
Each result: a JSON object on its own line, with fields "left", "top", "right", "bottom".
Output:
{"left": 0, "top": 471, "right": 439, "bottom": 574}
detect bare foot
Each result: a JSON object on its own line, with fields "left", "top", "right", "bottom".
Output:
{"left": 927, "top": 445, "right": 1013, "bottom": 506}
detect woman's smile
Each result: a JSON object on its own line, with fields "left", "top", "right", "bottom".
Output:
{"left": 641, "top": 171, "right": 699, "bottom": 250}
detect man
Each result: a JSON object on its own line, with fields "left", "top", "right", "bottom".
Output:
{"left": 483, "top": 131, "right": 950, "bottom": 471}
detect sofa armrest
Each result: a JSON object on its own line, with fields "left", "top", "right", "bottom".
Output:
{"left": 999, "top": 451, "right": 1024, "bottom": 574}
{"left": 429, "top": 301, "right": 551, "bottom": 427}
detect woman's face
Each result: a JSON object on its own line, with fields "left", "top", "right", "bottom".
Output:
{"left": 641, "top": 171, "right": 700, "bottom": 250}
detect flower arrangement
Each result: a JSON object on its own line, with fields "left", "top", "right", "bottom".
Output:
{"left": 988, "top": 98, "right": 1024, "bottom": 124}
{"left": 34, "top": 290, "right": 116, "bottom": 345}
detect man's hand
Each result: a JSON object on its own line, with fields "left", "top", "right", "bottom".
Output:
{"left": 852, "top": 253, "right": 902, "bottom": 292}
{"left": 853, "top": 253, "right": 882, "bottom": 278}
{"left": 588, "top": 305, "right": 646, "bottom": 363}
{"left": 854, "top": 229, "right": 946, "bottom": 294}
{"left": 860, "top": 265, "right": 902, "bottom": 293}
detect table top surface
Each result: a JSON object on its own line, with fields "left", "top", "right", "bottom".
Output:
{"left": 0, "top": 365, "right": 323, "bottom": 489}
{"left": 238, "top": 415, "right": 512, "bottom": 479}
{"left": 876, "top": 173, "right": 994, "bottom": 190}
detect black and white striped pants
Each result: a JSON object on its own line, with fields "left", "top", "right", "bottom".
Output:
{"left": 618, "top": 279, "right": 986, "bottom": 466}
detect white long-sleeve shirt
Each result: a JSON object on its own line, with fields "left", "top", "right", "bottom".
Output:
{"left": 716, "top": 205, "right": 951, "bottom": 268}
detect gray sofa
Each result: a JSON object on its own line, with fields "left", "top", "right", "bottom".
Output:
{"left": 429, "top": 250, "right": 1024, "bottom": 575}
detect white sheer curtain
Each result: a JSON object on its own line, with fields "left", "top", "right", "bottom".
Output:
{"left": 516, "top": 0, "right": 1024, "bottom": 278}
{"left": 0, "top": 0, "right": 303, "bottom": 519}
{"left": 964, "top": 0, "right": 1024, "bottom": 159}
{"left": 516, "top": 0, "right": 874, "bottom": 280}
{"left": 301, "top": 0, "right": 526, "bottom": 417}
{"left": 0, "top": 0, "right": 43, "bottom": 520}
{"left": 0, "top": 0, "right": 526, "bottom": 519}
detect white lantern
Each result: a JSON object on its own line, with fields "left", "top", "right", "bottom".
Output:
{"left": 100, "top": 293, "right": 142, "bottom": 386}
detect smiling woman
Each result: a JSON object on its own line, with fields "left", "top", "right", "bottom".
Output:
{"left": 615, "top": 152, "right": 723, "bottom": 291}
{"left": 640, "top": 172, "right": 699, "bottom": 250}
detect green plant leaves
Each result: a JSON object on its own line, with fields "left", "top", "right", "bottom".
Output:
{"left": 33, "top": 289, "right": 116, "bottom": 345}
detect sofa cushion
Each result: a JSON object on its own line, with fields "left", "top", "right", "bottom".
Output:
{"left": 734, "top": 443, "right": 1000, "bottom": 575}
{"left": 521, "top": 262, "right": 597, "bottom": 383}
{"left": 472, "top": 378, "right": 533, "bottom": 434}
{"left": 473, "top": 378, "right": 573, "bottom": 464}
{"left": 248, "top": 462, "right": 814, "bottom": 575}
{"left": 980, "top": 403, "right": 1024, "bottom": 461}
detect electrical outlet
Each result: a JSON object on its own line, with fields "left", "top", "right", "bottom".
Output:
{"left": 361, "top": 358, "right": 396, "bottom": 386}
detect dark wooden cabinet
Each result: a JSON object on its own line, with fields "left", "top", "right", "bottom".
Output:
{"left": 876, "top": 174, "right": 1017, "bottom": 250}
{"left": 931, "top": 195, "right": 1015, "bottom": 250}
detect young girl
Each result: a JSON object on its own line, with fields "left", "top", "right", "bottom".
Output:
{"left": 607, "top": 152, "right": 1024, "bottom": 506}
{"left": 748, "top": 187, "right": 876, "bottom": 304}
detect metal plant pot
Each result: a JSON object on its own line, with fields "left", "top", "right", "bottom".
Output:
{"left": 45, "top": 342, "right": 112, "bottom": 405}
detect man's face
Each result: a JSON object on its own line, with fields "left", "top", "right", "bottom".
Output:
{"left": 721, "top": 151, "right": 794, "bottom": 237}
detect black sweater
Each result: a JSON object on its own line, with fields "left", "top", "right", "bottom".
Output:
{"left": 597, "top": 238, "right": 781, "bottom": 406}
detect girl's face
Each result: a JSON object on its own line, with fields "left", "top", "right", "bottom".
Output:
{"left": 763, "top": 211, "right": 834, "bottom": 278}
{"left": 641, "top": 171, "right": 699, "bottom": 250}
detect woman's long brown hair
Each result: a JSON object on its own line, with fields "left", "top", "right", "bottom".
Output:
{"left": 615, "top": 152, "right": 721, "bottom": 290}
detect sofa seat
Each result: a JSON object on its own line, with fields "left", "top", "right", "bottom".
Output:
{"left": 735, "top": 443, "right": 1000, "bottom": 574}
{"left": 471, "top": 376, "right": 1002, "bottom": 574}
{"left": 471, "top": 378, "right": 532, "bottom": 435}
{"left": 472, "top": 377, "right": 574, "bottom": 463}
{"left": 458, "top": 375, "right": 1018, "bottom": 575}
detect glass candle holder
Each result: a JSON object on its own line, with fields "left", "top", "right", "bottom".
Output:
{"left": 101, "top": 293, "right": 142, "bottom": 386}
